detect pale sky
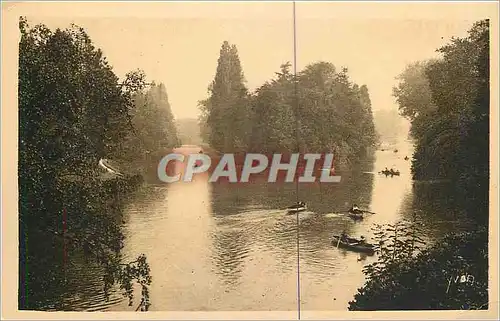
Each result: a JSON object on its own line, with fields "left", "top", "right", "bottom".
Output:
{"left": 10, "top": 1, "right": 496, "bottom": 119}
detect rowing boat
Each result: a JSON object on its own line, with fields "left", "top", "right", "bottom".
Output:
{"left": 331, "top": 235, "right": 375, "bottom": 255}
{"left": 287, "top": 206, "right": 307, "bottom": 214}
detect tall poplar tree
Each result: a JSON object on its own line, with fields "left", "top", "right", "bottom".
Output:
{"left": 200, "top": 41, "right": 249, "bottom": 152}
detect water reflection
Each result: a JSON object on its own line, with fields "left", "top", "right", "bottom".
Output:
{"left": 208, "top": 180, "right": 301, "bottom": 310}
{"left": 119, "top": 150, "right": 303, "bottom": 311}
{"left": 210, "top": 221, "right": 250, "bottom": 287}
{"left": 203, "top": 151, "right": 378, "bottom": 311}
{"left": 297, "top": 155, "right": 377, "bottom": 311}
{"left": 399, "top": 181, "right": 477, "bottom": 242}
{"left": 55, "top": 254, "right": 123, "bottom": 311}
{"left": 117, "top": 166, "right": 219, "bottom": 311}
{"left": 25, "top": 250, "right": 124, "bottom": 311}
{"left": 19, "top": 173, "right": 151, "bottom": 312}
{"left": 50, "top": 142, "right": 477, "bottom": 312}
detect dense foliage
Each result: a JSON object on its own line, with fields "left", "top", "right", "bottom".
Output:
{"left": 199, "top": 42, "right": 377, "bottom": 165}
{"left": 199, "top": 41, "right": 250, "bottom": 152}
{"left": 176, "top": 118, "right": 203, "bottom": 146}
{"left": 122, "top": 83, "right": 181, "bottom": 171}
{"left": 18, "top": 18, "right": 178, "bottom": 310}
{"left": 349, "top": 222, "right": 488, "bottom": 310}
{"left": 393, "top": 20, "right": 489, "bottom": 223}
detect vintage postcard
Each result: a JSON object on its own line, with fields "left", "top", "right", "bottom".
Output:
{"left": 1, "top": 1, "right": 499, "bottom": 320}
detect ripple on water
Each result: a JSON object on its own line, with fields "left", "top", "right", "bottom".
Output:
{"left": 46, "top": 258, "right": 126, "bottom": 312}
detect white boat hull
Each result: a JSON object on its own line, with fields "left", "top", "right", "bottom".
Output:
{"left": 287, "top": 207, "right": 307, "bottom": 214}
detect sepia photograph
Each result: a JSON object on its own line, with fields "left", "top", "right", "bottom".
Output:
{"left": 1, "top": 1, "right": 499, "bottom": 319}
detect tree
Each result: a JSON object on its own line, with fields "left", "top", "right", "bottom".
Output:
{"left": 18, "top": 17, "right": 151, "bottom": 310}
{"left": 392, "top": 60, "right": 438, "bottom": 139}
{"left": 249, "top": 62, "right": 296, "bottom": 153}
{"left": 123, "top": 83, "right": 180, "bottom": 166}
{"left": 356, "top": 85, "right": 378, "bottom": 150}
{"left": 295, "top": 63, "right": 377, "bottom": 161}
{"left": 393, "top": 20, "right": 489, "bottom": 196}
{"left": 426, "top": 20, "right": 489, "bottom": 182}
{"left": 200, "top": 41, "right": 250, "bottom": 152}
{"left": 200, "top": 48, "right": 378, "bottom": 166}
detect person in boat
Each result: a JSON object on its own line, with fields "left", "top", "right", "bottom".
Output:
{"left": 349, "top": 204, "right": 363, "bottom": 214}
{"left": 289, "top": 201, "right": 306, "bottom": 209}
{"left": 340, "top": 230, "right": 348, "bottom": 242}
{"left": 359, "top": 236, "right": 366, "bottom": 244}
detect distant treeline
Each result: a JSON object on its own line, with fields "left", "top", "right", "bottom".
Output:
{"left": 199, "top": 41, "right": 378, "bottom": 166}
{"left": 393, "top": 20, "right": 489, "bottom": 223}
{"left": 124, "top": 83, "right": 181, "bottom": 172}
{"left": 176, "top": 118, "right": 203, "bottom": 146}
{"left": 373, "top": 109, "right": 406, "bottom": 144}
{"left": 18, "top": 18, "right": 178, "bottom": 310}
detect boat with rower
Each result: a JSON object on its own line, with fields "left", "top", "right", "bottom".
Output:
{"left": 348, "top": 204, "right": 365, "bottom": 220}
{"left": 380, "top": 168, "right": 400, "bottom": 176}
{"left": 331, "top": 234, "right": 375, "bottom": 255}
{"left": 286, "top": 202, "right": 307, "bottom": 214}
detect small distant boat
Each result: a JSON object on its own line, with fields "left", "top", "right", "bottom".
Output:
{"left": 331, "top": 235, "right": 375, "bottom": 255}
{"left": 347, "top": 204, "right": 369, "bottom": 220}
{"left": 287, "top": 207, "right": 306, "bottom": 214}
{"left": 287, "top": 202, "right": 307, "bottom": 214}
{"left": 380, "top": 169, "right": 400, "bottom": 176}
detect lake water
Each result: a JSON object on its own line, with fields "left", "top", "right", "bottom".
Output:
{"left": 44, "top": 140, "right": 474, "bottom": 312}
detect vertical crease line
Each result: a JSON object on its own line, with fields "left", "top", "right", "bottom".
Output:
{"left": 292, "top": 1, "right": 301, "bottom": 319}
